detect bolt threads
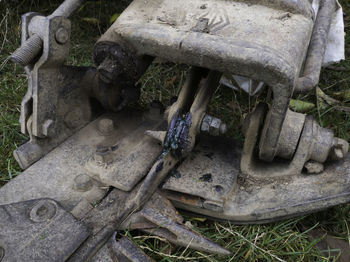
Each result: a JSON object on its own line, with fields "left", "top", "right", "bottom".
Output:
{"left": 10, "top": 34, "right": 43, "bottom": 66}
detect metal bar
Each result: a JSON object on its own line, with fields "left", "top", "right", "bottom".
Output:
{"left": 51, "top": 0, "right": 86, "bottom": 18}
{"left": 294, "top": 0, "right": 337, "bottom": 93}
{"left": 167, "top": 67, "right": 207, "bottom": 123}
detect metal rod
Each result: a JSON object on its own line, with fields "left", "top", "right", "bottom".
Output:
{"left": 167, "top": 67, "right": 208, "bottom": 123}
{"left": 294, "top": 0, "right": 336, "bottom": 93}
{"left": 51, "top": 0, "right": 86, "bottom": 18}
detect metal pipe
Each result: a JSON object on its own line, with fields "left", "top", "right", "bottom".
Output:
{"left": 294, "top": 0, "right": 336, "bottom": 93}
{"left": 50, "top": 0, "right": 86, "bottom": 18}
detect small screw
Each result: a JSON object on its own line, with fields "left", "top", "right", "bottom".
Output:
{"left": 55, "top": 27, "right": 69, "bottom": 44}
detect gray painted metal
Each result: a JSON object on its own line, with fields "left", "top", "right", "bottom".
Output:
{"left": 0, "top": 199, "right": 89, "bottom": 261}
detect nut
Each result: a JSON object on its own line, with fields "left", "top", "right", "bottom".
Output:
{"left": 200, "top": 114, "right": 227, "bottom": 136}
{"left": 55, "top": 27, "right": 69, "bottom": 44}
{"left": 94, "top": 146, "right": 114, "bottom": 164}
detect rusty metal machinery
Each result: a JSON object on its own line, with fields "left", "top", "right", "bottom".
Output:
{"left": 1, "top": 0, "right": 349, "bottom": 261}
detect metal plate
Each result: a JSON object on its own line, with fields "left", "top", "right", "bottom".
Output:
{"left": 0, "top": 198, "right": 89, "bottom": 262}
{"left": 163, "top": 135, "right": 241, "bottom": 204}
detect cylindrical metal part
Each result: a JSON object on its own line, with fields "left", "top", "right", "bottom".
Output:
{"left": 276, "top": 109, "right": 305, "bottom": 160}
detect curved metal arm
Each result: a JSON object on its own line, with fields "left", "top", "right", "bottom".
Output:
{"left": 294, "top": 0, "right": 337, "bottom": 93}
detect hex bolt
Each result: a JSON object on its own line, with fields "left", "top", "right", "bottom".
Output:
{"left": 10, "top": 34, "right": 43, "bottom": 66}
{"left": 200, "top": 114, "right": 227, "bottom": 136}
{"left": 94, "top": 146, "right": 114, "bottom": 164}
{"left": 74, "top": 174, "right": 93, "bottom": 192}
{"left": 97, "top": 118, "right": 114, "bottom": 135}
{"left": 55, "top": 27, "right": 69, "bottom": 44}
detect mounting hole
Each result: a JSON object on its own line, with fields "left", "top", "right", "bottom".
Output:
{"left": 29, "top": 200, "right": 57, "bottom": 223}
{"left": 214, "top": 185, "right": 224, "bottom": 194}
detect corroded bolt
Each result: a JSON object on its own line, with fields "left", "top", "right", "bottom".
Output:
{"left": 55, "top": 27, "right": 69, "bottom": 44}
{"left": 10, "top": 34, "right": 43, "bottom": 66}
{"left": 97, "top": 118, "right": 114, "bottom": 135}
{"left": 74, "top": 174, "right": 93, "bottom": 192}
{"left": 200, "top": 114, "right": 227, "bottom": 136}
{"left": 94, "top": 146, "right": 113, "bottom": 164}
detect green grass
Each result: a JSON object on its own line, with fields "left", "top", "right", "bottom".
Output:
{"left": 1, "top": 0, "right": 350, "bottom": 261}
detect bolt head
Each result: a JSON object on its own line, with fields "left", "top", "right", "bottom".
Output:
{"left": 55, "top": 27, "right": 69, "bottom": 44}
{"left": 29, "top": 200, "right": 57, "bottom": 223}
{"left": 94, "top": 146, "right": 113, "bottom": 164}
{"left": 65, "top": 108, "right": 84, "bottom": 129}
{"left": 97, "top": 118, "right": 114, "bottom": 135}
{"left": 74, "top": 174, "right": 93, "bottom": 192}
